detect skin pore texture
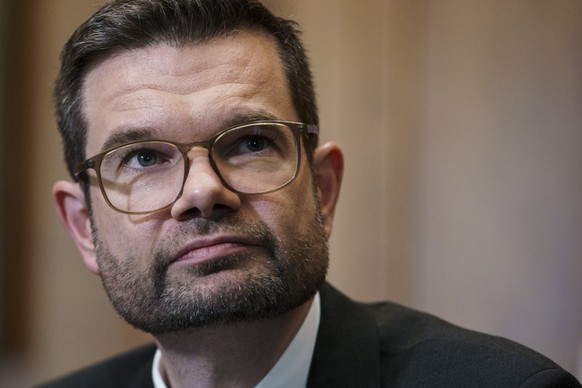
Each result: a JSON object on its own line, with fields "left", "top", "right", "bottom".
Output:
{"left": 53, "top": 30, "right": 343, "bottom": 387}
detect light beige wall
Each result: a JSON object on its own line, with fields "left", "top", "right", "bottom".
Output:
{"left": 416, "top": 0, "right": 582, "bottom": 374}
{"left": 270, "top": 0, "right": 582, "bottom": 377}
{"left": 1, "top": 0, "right": 581, "bottom": 385}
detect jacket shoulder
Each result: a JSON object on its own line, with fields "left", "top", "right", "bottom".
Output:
{"left": 38, "top": 344, "right": 156, "bottom": 388}
{"left": 362, "top": 300, "right": 581, "bottom": 387}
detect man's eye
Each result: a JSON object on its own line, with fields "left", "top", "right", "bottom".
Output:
{"left": 120, "top": 149, "right": 166, "bottom": 170}
{"left": 241, "top": 136, "right": 268, "bottom": 153}
{"left": 224, "top": 135, "right": 275, "bottom": 157}
{"left": 135, "top": 150, "right": 158, "bottom": 167}
{"left": 215, "top": 126, "right": 289, "bottom": 162}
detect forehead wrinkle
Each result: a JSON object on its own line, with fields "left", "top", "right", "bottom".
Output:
{"left": 107, "top": 88, "right": 188, "bottom": 115}
{"left": 98, "top": 65, "right": 275, "bottom": 118}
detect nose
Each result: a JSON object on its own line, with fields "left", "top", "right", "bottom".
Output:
{"left": 170, "top": 149, "right": 241, "bottom": 220}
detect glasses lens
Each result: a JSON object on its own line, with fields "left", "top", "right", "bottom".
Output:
{"left": 213, "top": 123, "right": 299, "bottom": 194}
{"left": 99, "top": 141, "right": 185, "bottom": 213}
{"left": 94, "top": 123, "right": 301, "bottom": 214}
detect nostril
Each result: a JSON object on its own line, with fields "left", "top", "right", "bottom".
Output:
{"left": 175, "top": 202, "right": 235, "bottom": 221}
{"left": 170, "top": 162, "right": 242, "bottom": 221}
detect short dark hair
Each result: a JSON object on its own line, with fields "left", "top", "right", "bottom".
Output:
{"left": 54, "top": 0, "right": 318, "bottom": 181}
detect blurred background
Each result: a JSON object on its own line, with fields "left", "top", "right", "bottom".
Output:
{"left": 0, "top": 0, "right": 581, "bottom": 385}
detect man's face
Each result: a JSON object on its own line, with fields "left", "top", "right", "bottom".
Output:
{"left": 80, "top": 31, "right": 329, "bottom": 333}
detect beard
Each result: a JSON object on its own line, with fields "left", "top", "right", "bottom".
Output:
{"left": 91, "top": 207, "right": 329, "bottom": 335}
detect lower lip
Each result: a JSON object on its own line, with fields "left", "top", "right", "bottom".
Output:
{"left": 172, "top": 242, "right": 255, "bottom": 266}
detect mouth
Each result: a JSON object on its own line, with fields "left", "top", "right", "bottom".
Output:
{"left": 170, "top": 235, "right": 263, "bottom": 267}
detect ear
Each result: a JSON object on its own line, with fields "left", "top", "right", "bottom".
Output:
{"left": 52, "top": 180, "right": 100, "bottom": 274}
{"left": 314, "top": 142, "right": 344, "bottom": 238}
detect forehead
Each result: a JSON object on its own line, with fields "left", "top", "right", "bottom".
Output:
{"left": 82, "top": 31, "right": 296, "bottom": 153}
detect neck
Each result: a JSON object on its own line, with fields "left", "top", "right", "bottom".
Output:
{"left": 154, "top": 299, "right": 313, "bottom": 388}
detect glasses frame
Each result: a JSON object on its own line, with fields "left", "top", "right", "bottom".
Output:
{"left": 74, "top": 120, "right": 318, "bottom": 215}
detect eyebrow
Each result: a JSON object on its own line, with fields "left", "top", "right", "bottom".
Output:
{"left": 98, "top": 110, "right": 282, "bottom": 153}
{"left": 99, "top": 127, "right": 160, "bottom": 153}
{"left": 219, "top": 111, "right": 280, "bottom": 129}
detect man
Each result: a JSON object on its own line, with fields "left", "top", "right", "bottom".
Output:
{"left": 45, "top": 0, "right": 580, "bottom": 387}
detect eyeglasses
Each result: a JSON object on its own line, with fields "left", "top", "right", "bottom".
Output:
{"left": 74, "top": 121, "right": 318, "bottom": 215}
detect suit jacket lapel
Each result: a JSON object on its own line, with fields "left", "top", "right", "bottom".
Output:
{"left": 307, "top": 283, "right": 381, "bottom": 387}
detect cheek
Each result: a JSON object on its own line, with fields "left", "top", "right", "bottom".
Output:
{"left": 252, "top": 171, "right": 318, "bottom": 236}
{"left": 90, "top": 198, "right": 161, "bottom": 256}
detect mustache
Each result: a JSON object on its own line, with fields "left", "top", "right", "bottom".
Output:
{"left": 152, "top": 214, "right": 280, "bottom": 267}
{"left": 167, "top": 215, "right": 278, "bottom": 243}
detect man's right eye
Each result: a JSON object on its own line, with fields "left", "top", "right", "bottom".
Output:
{"left": 117, "top": 148, "right": 168, "bottom": 171}
{"left": 233, "top": 135, "right": 271, "bottom": 155}
{"left": 134, "top": 150, "right": 158, "bottom": 167}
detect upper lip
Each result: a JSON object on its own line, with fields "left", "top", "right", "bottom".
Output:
{"left": 170, "top": 234, "right": 262, "bottom": 264}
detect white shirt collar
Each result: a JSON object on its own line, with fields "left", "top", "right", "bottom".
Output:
{"left": 152, "top": 292, "right": 321, "bottom": 388}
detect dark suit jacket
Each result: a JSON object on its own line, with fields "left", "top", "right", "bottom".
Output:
{"left": 40, "top": 283, "right": 580, "bottom": 387}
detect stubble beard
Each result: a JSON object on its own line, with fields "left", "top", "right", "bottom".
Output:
{"left": 92, "top": 208, "right": 329, "bottom": 335}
